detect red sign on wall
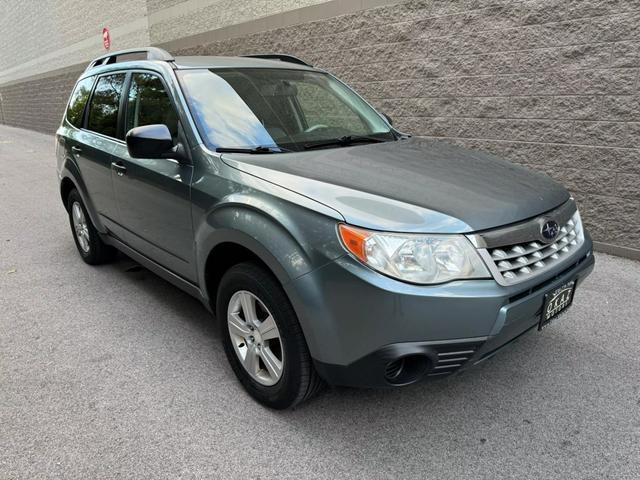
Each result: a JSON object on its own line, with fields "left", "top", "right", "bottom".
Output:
{"left": 102, "top": 27, "right": 111, "bottom": 50}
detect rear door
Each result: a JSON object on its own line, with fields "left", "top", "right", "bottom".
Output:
{"left": 111, "top": 71, "right": 196, "bottom": 282}
{"left": 60, "top": 75, "right": 97, "bottom": 202}
{"left": 77, "top": 72, "right": 127, "bottom": 231}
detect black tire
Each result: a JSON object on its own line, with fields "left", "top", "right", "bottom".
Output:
{"left": 217, "top": 262, "right": 324, "bottom": 409}
{"left": 66, "top": 189, "right": 116, "bottom": 265}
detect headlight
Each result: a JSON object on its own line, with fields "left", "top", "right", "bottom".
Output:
{"left": 338, "top": 224, "right": 490, "bottom": 284}
{"left": 572, "top": 209, "right": 585, "bottom": 245}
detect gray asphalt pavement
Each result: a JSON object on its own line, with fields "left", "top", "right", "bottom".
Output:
{"left": 1, "top": 124, "right": 639, "bottom": 479}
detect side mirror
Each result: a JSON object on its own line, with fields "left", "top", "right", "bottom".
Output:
{"left": 126, "top": 124, "right": 188, "bottom": 162}
{"left": 381, "top": 112, "right": 393, "bottom": 126}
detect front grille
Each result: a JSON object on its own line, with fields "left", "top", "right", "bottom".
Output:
{"left": 427, "top": 342, "right": 483, "bottom": 377}
{"left": 481, "top": 210, "right": 584, "bottom": 285}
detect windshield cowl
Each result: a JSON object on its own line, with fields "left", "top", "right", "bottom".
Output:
{"left": 215, "top": 145, "right": 290, "bottom": 154}
{"left": 303, "top": 134, "right": 389, "bottom": 151}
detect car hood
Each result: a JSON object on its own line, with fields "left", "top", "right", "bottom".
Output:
{"left": 219, "top": 138, "right": 569, "bottom": 233}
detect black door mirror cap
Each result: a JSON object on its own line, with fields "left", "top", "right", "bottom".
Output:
{"left": 126, "top": 124, "right": 188, "bottom": 162}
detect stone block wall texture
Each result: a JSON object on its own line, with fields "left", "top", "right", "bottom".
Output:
{"left": 1, "top": 0, "right": 639, "bottom": 255}
{"left": 0, "top": 0, "right": 149, "bottom": 81}
{"left": 147, "top": 0, "right": 331, "bottom": 45}
{"left": 0, "top": 69, "right": 82, "bottom": 133}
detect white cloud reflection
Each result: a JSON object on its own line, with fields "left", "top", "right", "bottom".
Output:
{"left": 179, "top": 71, "right": 275, "bottom": 149}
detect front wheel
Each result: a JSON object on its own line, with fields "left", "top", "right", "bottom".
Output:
{"left": 217, "top": 262, "right": 324, "bottom": 409}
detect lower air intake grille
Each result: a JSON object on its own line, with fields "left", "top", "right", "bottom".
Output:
{"left": 428, "top": 342, "right": 483, "bottom": 377}
{"left": 384, "top": 359, "right": 404, "bottom": 380}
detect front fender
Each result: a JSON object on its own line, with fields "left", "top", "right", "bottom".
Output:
{"left": 195, "top": 195, "right": 343, "bottom": 288}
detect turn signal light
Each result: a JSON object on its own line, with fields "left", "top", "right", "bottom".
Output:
{"left": 338, "top": 224, "right": 369, "bottom": 262}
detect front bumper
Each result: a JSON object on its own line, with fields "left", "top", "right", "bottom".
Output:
{"left": 287, "top": 234, "right": 594, "bottom": 388}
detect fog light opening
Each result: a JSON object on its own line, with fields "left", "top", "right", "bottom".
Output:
{"left": 384, "top": 355, "right": 429, "bottom": 385}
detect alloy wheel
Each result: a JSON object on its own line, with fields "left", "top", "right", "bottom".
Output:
{"left": 71, "top": 201, "right": 90, "bottom": 253}
{"left": 227, "top": 290, "right": 284, "bottom": 386}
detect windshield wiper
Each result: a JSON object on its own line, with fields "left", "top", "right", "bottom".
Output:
{"left": 303, "top": 135, "right": 386, "bottom": 150}
{"left": 216, "top": 146, "right": 289, "bottom": 154}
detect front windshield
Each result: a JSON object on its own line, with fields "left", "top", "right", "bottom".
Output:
{"left": 177, "top": 68, "right": 395, "bottom": 151}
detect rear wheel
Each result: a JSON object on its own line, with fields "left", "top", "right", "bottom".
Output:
{"left": 217, "top": 262, "right": 324, "bottom": 409}
{"left": 66, "top": 189, "right": 116, "bottom": 265}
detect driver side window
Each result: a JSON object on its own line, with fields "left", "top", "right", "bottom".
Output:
{"left": 125, "top": 73, "right": 179, "bottom": 140}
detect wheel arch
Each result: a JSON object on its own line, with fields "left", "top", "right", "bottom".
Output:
{"left": 58, "top": 161, "right": 106, "bottom": 234}
{"left": 60, "top": 176, "right": 76, "bottom": 211}
{"left": 195, "top": 198, "right": 322, "bottom": 305}
{"left": 202, "top": 236, "right": 289, "bottom": 313}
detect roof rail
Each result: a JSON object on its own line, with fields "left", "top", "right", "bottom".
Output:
{"left": 85, "top": 47, "right": 174, "bottom": 71}
{"left": 242, "top": 54, "right": 312, "bottom": 67}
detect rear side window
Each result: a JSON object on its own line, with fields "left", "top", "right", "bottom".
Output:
{"left": 125, "top": 73, "right": 178, "bottom": 139}
{"left": 66, "top": 76, "right": 95, "bottom": 127}
{"left": 87, "top": 73, "right": 126, "bottom": 138}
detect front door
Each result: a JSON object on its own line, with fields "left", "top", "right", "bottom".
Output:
{"left": 111, "top": 71, "right": 196, "bottom": 282}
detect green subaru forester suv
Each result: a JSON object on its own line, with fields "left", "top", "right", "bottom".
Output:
{"left": 56, "top": 47, "right": 594, "bottom": 408}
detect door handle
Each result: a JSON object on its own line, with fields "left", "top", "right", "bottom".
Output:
{"left": 111, "top": 161, "right": 127, "bottom": 177}
{"left": 71, "top": 146, "right": 82, "bottom": 155}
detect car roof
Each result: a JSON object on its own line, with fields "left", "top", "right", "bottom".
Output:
{"left": 80, "top": 48, "right": 320, "bottom": 81}
{"left": 172, "top": 55, "right": 318, "bottom": 71}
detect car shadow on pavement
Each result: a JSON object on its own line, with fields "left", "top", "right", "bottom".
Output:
{"left": 108, "top": 252, "right": 220, "bottom": 337}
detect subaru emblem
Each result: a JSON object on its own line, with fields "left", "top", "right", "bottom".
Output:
{"left": 541, "top": 220, "right": 560, "bottom": 241}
